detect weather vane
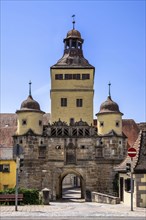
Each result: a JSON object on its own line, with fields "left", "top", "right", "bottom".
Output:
{"left": 72, "top": 15, "right": 75, "bottom": 29}
{"left": 29, "top": 80, "right": 32, "bottom": 96}
{"left": 108, "top": 81, "right": 111, "bottom": 97}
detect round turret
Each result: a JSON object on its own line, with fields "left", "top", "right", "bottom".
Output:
{"left": 16, "top": 82, "right": 45, "bottom": 135}
{"left": 96, "top": 84, "right": 123, "bottom": 135}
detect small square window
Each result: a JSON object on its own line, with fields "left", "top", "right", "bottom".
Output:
{"left": 22, "top": 119, "right": 27, "bottom": 125}
{"left": 2, "top": 164, "right": 10, "bottom": 173}
{"left": 100, "top": 122, "right": 104, "bottom": 127}
{"left": 116, "top": 121, "right": 120, "bottom": 127}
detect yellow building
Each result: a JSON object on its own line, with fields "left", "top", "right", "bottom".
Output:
{"left": 50, "top": 26, "right": 95, "bottom": 125}
{"left": 0, "top": 147, "right": 16, "bottom": 190}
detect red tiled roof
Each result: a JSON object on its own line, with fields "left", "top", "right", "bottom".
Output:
{"left": 0, "top": 114, "right": 17, "bottom": 147}
{"left": 115, "top": 130, "right": 146, "bottom": 172}
{"left": 0, "top": 113, "right": 17, "bottom": 127}
{"left": 0, "top": 126, "right": 17, "bottom": 147}
{"left": 122, "top": 119, "right": 140, "bottom": 147}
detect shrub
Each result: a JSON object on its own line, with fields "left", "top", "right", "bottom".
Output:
{"left": 0, "top": 188, "right": 40, "bottom": 205}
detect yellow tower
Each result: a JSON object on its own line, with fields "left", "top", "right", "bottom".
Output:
{"left": 16, "top": 82, "right": 45, "bottom": 135}
{"left": 50, "top": 18, "right": 95, "bottom": 125}
{"left": 96, "top": 83, "right": 123, "bottom": 135}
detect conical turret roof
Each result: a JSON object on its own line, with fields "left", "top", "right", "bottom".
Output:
{"left": 20, "top": 95, "right": 40, "bottom": 111}
{"left": 96, "top": 95, "right": 123, "bottom": 115}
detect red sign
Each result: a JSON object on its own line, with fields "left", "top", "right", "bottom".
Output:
{"left": 128, "top": 147, "right": 137, "bottom": 158}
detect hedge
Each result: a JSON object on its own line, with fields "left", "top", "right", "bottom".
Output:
{"left": 0, "top": 188, "right": 40, "bottom": 205}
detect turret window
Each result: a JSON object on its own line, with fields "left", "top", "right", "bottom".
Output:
{"left": 116, "top": 121, "right": 120, "bottom": 127}
{"left": 22, "top": 119, "right": 27, "bottom": 125}
{"left": 39, "top": 120, "right": 42, "bottom": 126}
{"left": 61, "top": 98, "right": 67, "bottom": 107}
{"left": 100, "top": 122, "right": 104, "bottom": 127}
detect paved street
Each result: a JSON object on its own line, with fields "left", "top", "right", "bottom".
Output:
{"left": 1, "top": 217, "right": 146, "bottom": 220}
{"left": 1, "top": 188, "right": 146, "bottom": 220}
{"left": 1, "top": 202, "right": 146, "bottom": 220}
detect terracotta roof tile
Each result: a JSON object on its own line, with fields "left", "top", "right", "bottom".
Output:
{"left": 122, "top": 119, "right": 140, "bottom": 147}
{"left": 115, "top": 130, "right": 146, "bottom": 172}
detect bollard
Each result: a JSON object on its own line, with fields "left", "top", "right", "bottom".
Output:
{"left": 42, "top": 188, "right": 50, "bottom": 205}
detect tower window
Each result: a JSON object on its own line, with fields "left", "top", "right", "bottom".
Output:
{"left": 82, "top": 74, "right": 90, "bottom": 80}
{"left": 76, "top": 99, "right": 83, "bottom": 107}
{"left": 73, "top": 74, "right": 80, "bottom": 80}
{"left": 55, "top": 74, "right": 63, "bottom": 80}
{"left": 100, "top": 122, "right": 104, "bottom": 127}
{"left": 22, "top": 119, "right": 27, "bottom": 125}
{"left": 65, "top": 74, "right": 72, "bottom": 80}
{"left": 116, "top": 121, "right": 120, "bottom": 127}
{"left": 61, "top": 98, "right": 67, "bottom": 107}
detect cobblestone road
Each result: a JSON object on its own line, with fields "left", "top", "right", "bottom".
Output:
{"left": 1, "top": 201, "right": 146, "bottom": 218}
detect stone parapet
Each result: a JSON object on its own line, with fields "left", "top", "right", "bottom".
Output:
{"left": 91, "top": 191, "right": 120, "bottom": 204}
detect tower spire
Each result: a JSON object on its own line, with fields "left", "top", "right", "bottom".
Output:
{"left": 29, "top": 80, "right": 32, "bottom": 96}
{"left": 108, "top": 82, "right": 111, "bottom": 98}
{"left": 72, "top": 15, "right": 75, "bottom": 29}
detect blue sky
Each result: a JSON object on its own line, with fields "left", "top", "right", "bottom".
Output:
{"left": 1, "top": 0, "right": 145, "bottom": 123}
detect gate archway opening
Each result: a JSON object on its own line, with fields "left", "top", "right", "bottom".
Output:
{"left": 62, "top": 174, "right": 81, "bottom": 199}
{"left": 58, "top": 170, "right": 85, "bottom": 200}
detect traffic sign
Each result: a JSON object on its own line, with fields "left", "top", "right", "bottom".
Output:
{"left": 128, "top": 147, "right": 137, "bottom": 158}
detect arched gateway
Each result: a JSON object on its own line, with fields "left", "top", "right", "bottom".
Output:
{"left": 57, "top": 169, "right": 85, "bottom": 199}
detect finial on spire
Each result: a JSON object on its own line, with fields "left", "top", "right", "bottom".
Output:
{"left": 108, "top": 81, "right": 111, "bottom": 97}
{"left": 72, "top": 14, "right": 75, "bottom": 29}
{"left": 29, "top": 80, "right": 32, "bottom": 96}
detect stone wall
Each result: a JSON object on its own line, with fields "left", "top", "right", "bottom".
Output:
{"left": 91, "top": 192, "right": 120, "bottom": 204}
{"left": 14, "top": 122, "right": 126, "bottom": 200}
